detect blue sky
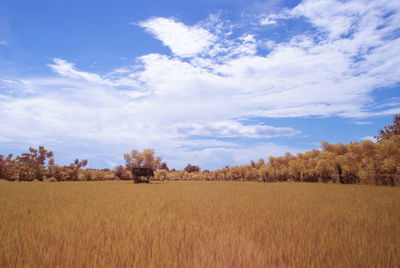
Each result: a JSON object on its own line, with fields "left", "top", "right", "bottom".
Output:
{"left": 1, "top": 0, "right": 399, "bottom": 170}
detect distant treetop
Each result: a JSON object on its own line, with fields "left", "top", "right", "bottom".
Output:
{"left": 376, "top": 114, "right": 400, "bottom": 141}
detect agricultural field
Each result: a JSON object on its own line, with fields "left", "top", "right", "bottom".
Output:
{"left": 0, "top": 180, "right": 399, "bottom": 267}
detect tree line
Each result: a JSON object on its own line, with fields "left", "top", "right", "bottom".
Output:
{"left": 0, "top": 146, "right": 110, "bottom": 182}
{"left": 158, "top": 115, "right": 399, "bottom": 186}
{"left": 1, "top": 115, "right": 399, "bottom": 185}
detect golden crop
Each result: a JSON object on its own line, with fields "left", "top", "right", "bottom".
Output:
{"left": 0, "top": 181, "right": 399, "bottom": 267}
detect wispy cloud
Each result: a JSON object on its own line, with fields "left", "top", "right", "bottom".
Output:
{"left": 48, "top": 58, "right": 108, "bottom": 85}
{"left": 354, "top": 121, "right": 372, "bottom": 125}
{"left": 259, "top": 10, "right": 292, "bottom": 25}
{"left": 175, "top": 121, "right": 300, "bottom": 138}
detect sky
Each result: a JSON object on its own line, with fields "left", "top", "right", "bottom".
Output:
{"left": 0, "top": 0, "right": 399, "bottom": 170}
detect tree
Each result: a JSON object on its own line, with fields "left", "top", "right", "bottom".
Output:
{"left": 320, "top": 142, "right": 348, "bottom": 183}
{"left": 358, "top": 140, "right": 379, "bottom": 184}
{"left": 0, "top": 154, "right": 19, "bottom": 181}
{"left": 377, "top": 135, "right": 400, "bottom": 186}
{"left": 249, "top": 160, "right": 256, "bottom": 168}
{"left": 257, "top": 159, "right": 265, "bottom": 168}
{"left": 67, "top": 159, "right": 88, "bottom": 181}
{"left": 114, "top": 165, "right": 132, "bottom": 180}
{"left": 315, "top": 151, "right": 336, "bottom": 183}
{"left": 123, "top": 149, "right": 162, "bottom": 171}
{"left": 159, "top": 162, "right": 169, "bottom": 171}
{"left": 376, "top": 114, "right": 400, "bottom": 141}
{"left": 184, "top": 164, "right": 200, "bottom": 173}
{"left": 16, "top": 146, "right": 54, "bottom": 181}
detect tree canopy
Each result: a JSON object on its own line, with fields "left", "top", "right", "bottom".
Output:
{"left": 123, "top": 149, "right": 162, "bottom": 171}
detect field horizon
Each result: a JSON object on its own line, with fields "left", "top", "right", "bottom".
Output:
{"left": 1, "top": 180, "right": 399, "bottom": 267}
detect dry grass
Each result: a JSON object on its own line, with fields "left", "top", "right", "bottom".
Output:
{"left": 0, "top": 180, "right": 399, "bottom": 267}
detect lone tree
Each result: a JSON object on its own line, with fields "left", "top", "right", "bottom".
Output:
{"left": 123, "top": 149, "right": 162, "bottom": 182}
{"left": 184, "top": 163, "right": 200, "bottom": 173}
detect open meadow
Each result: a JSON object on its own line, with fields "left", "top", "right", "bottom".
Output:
{"left": 0, "top": 180, "right": 399, "bottom": 267}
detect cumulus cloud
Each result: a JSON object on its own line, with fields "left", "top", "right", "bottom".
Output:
{"left": 0, "top": 63, "right": 302, "bottom": 168}
{"left": 138, "top": 17, "right": 216, "bottom": 57}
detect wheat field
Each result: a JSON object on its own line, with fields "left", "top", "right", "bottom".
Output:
{"left": 0, "top": 180, "right": 399, "bottom": 267}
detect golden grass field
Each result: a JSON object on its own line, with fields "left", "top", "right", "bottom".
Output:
{"left": 0, "top": 180, "right": 399, "bottom": 267}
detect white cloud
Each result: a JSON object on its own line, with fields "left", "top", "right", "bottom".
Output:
{"left": 361, "top": 136, "right": 377, "bottom": 142}
{"left": 165, "top": 143, "right": 305, "bottom": 170}
{"left": 138, "top": 17, "right": 216, "bottom": 57}
{"left": 48, "top": 58, "right": 142, "bottom": 89}
{"left": 259, "top": 11, "right": 292, "bottom": 25}
{"left": 260, "top": 17, "right": 277, "bottom": 25}
{"left": 175, "top": 121, "right": 299, "bottom": 138}
{"left": 48, "top": 58, "right": 109, "bottom": 85}
{"left": 292, "top": 0, "right": 400, "bottom": 40}
{"left": 354, "top": 121, "right": 372, "bottom": 125}
{"left": 0, "top": 64, "right": 303, "bottom": 168}
{"left": 341, "top": 107, "right": 400, "bottom": 118}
